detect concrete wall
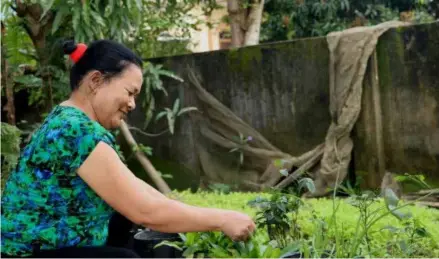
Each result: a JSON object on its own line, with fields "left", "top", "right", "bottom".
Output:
{"left": 128, "top": 22, "right": 439, "bottom": 190}
{"left": 354, "top": 22, "right": 439, "bottom": 188}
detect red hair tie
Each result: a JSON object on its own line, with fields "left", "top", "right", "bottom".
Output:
{"left": 70, "top": 43, "right": 87, "bottom": 63}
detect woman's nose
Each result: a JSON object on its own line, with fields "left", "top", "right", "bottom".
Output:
{"left": 128, "top": 98, "right": 136, "bottom": 111}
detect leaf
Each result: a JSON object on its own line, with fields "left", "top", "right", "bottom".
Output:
{"left": 51, "top": 7, "right": 67, "bottom": 34}
{"left": 210, "top": 244, "right": 230, "bottom": 258}
{"left": 161, "top": 173, "right": 173, "bottom": 179}
{"left": 173, "top": 99, "right": 180, "bottom": 115}
{"left": 40, "top": 0, "right": 55, "bottom": 21}
{"left": 82, "top": 0, "right": 91, "bottom": 26}
{"left": 157, "top": 69, "right": 184, "bottom": 82}
{"left": 279, "top": 169, "right": 289, "bottom": 177}
{"left": 134, "top": 0, "right": 142, "bottom": 10}
{"left": 384, "top": 188, "right": 399, "bottom": 208}
{"left": 186, "top": 232, "right": 196, "bottom": 245}
{"left": 155, "top": 111, "right": 168, "bottom": 122}
{"left": 183, "top": 246, "right": 197, "bottom": 258}
{"left": 167, "top": 111, "right": 175, "bottom": 134}
{"left": 399, "top": 240, "right": 408, "bottom": 253}
{"left": 382, "top": 225, "right": 399, "bottom": 233}
{"left": 229, "top": 148, "right": 239, "bottom": 153}
{"left": 177, "top": 107, "right": 198, "bottom": 117}
{"left": 415, "top": 227, "right": 428, "bottom": 237}
{"left": 154, "top": 240, "right": 183, "bottom": 250}
{"left": 274, "top": 159, "right": 286, "bottom": 168}
{"left": 139, "top": 144, "right": 153, "bottom": 156}
{"left": 90, "top": 10, "right": 106, "bottom": 27}
{"left": 72, "top": 7, "right": 81, "bottom": 31}
{"left": 13, "top": 75, "right": 42, "bottom": 87}
{"left": 385, "top": 188, "right": 412, "bottom": 220}
{"left": 299, "top": 177, "right": 316, "bottom": 193}
{"left": 107, "top": 0, "right": 115, "bottom": 16}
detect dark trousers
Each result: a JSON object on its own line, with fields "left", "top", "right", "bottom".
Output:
{"left": 1, "top": 212, "right": 140, "bottom": 258}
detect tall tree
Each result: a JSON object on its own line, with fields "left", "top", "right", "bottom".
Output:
{"left": 1, "top": 0, "right": 143, "bottom": 112}
{"left": 227, "top": 0, "right": 264, "bottom": 47}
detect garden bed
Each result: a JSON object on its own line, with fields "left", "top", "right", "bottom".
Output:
{"left": 158, "top": 190, "right": 439, "bottom": 258}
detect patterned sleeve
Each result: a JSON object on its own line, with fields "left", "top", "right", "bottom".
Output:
{"left": 27, "top": 110, "right": 117, "bottom": 176}
{"left": 60, "top": 119, "right": 116, "bottom": 174}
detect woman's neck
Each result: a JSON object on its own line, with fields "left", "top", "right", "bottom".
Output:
{"left": 60, "top": 92, "right": 98, "bottom": 122}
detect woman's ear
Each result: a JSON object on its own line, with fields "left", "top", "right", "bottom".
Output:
{"left": 88, "top": 70, "right": 105, "bottom": 93}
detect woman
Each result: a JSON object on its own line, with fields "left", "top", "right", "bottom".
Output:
{"left": 1, "top": 40, "right": 255, "bottom": 258}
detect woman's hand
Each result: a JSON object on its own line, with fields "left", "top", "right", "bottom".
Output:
{"left": 219, "top": 210, "right": 256, "bottom": 241}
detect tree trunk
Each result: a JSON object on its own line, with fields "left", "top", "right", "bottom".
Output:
{"left": 243, "top": 0, "right": 264, "bottom": 46}
{"left": 1, "top": 22, "right": 16, "bottom": 125}
{"left": 15, "top": 1, "right": 55, "bottom": 112}
{"left": 227, "top": 0, "right": 264, "bottom": 48}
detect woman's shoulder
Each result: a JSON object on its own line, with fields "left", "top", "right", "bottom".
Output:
{"left": 41, "top": 105, "right": 116, "bottom": 144}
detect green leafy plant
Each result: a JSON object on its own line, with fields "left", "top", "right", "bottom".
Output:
{"left": 229, "top": 133, "right": 253, "bottom": 166}
{"left": 132, "top": 143, "right": 153, "bottom": 157}
{"left": 155, "top": 99, "right": 198, "bottom": 135}
{"left": 156, "top": 231, "right": 283, "bottom": 258}
{"left": 142, "top": 63, "right": 198, "bottom": 137}
{"left": 248, "top": 192, "right": 303, "bottom": 248}
{"left": 208, "top": 183, "right": 233, "bottom": 194}
{"left": 394, "top": 173, "right": 431, "bottom": 189}
{"left": 1, "top": 123, "right": 22, "bottom": 190}
{"left": 142, "top": 62, "right": 184, "bottom": 129}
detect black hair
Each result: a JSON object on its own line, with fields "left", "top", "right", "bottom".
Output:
{"left": 63, "top": 39, "right": 143, "bottom": 91}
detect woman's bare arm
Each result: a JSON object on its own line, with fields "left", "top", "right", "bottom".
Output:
{"left": 77, "top": 141, "right": 255, "bottom": 239}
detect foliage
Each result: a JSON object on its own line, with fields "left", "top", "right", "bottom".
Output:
{"left": 142, "top": 62, "right": 184, "bottom": 129}
{"left": 394, "top": 173, "right": 431, "bottom": 189}
{"left": 1, "top": 0, "right": 214, "bottom": 120}
{"left": 127, "top": 0, "right": 197, "bottom": 59}
{"left": 155, "top": 230, "right": 283, "bottom": 258}
{"left": 208, "top": 183, "right": 234, "bottom": 194}
{"left": 229, "top": 133, "right": 252, "bottom": 166}
{"left": 248, "top": 192, "right": 303, "bottom": 248}
{"left": 260, "top": 0, "right": 436, "bottom": 42}
{"left": 141, "top": 62, "right": 198, "bottom": 139}
{"left": 29, "top": 0, "right": 142, "bottom": 43}
{"left": 155, "top": 99, "right": 198, "bottom": 134}
{"left": 170, "top": 190, "right": 439, "bottom": 258}
{"left": 1, "top": 123, "right": 21, "bottom": 189}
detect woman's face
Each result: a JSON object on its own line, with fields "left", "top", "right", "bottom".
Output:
{"left": 89, "top": 64, "right": 143, "bottom": 129}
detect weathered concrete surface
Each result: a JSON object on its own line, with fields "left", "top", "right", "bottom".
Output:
{"left": 355, "top": 22, "right": 439, "bottom": 188}
{"left": 128, "top": 22, "right": 439, "bottom": 190}
{"left": 128, "top": 38, "right": 331, "bottom": 189}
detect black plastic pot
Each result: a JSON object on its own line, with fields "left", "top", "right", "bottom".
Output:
{"left": 132, "top": 229, "right": 183, "bottom": 258}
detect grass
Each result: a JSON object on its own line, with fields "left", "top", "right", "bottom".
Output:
{"left": 169, "top": 190, "right": 439, "bottom": 258}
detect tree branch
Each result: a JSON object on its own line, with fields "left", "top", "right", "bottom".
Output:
{"left": 128, "top": 126, "right": 170, "bottom": 137}
{"left": 120, "top": 120, "right": 172, "bottom": 194}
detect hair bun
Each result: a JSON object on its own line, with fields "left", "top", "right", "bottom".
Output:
{"left": 63, "top": 40, "right": 87, "bottom": 63}
{"left": 63, "top": 40, "right": 77, "bottom": 55}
